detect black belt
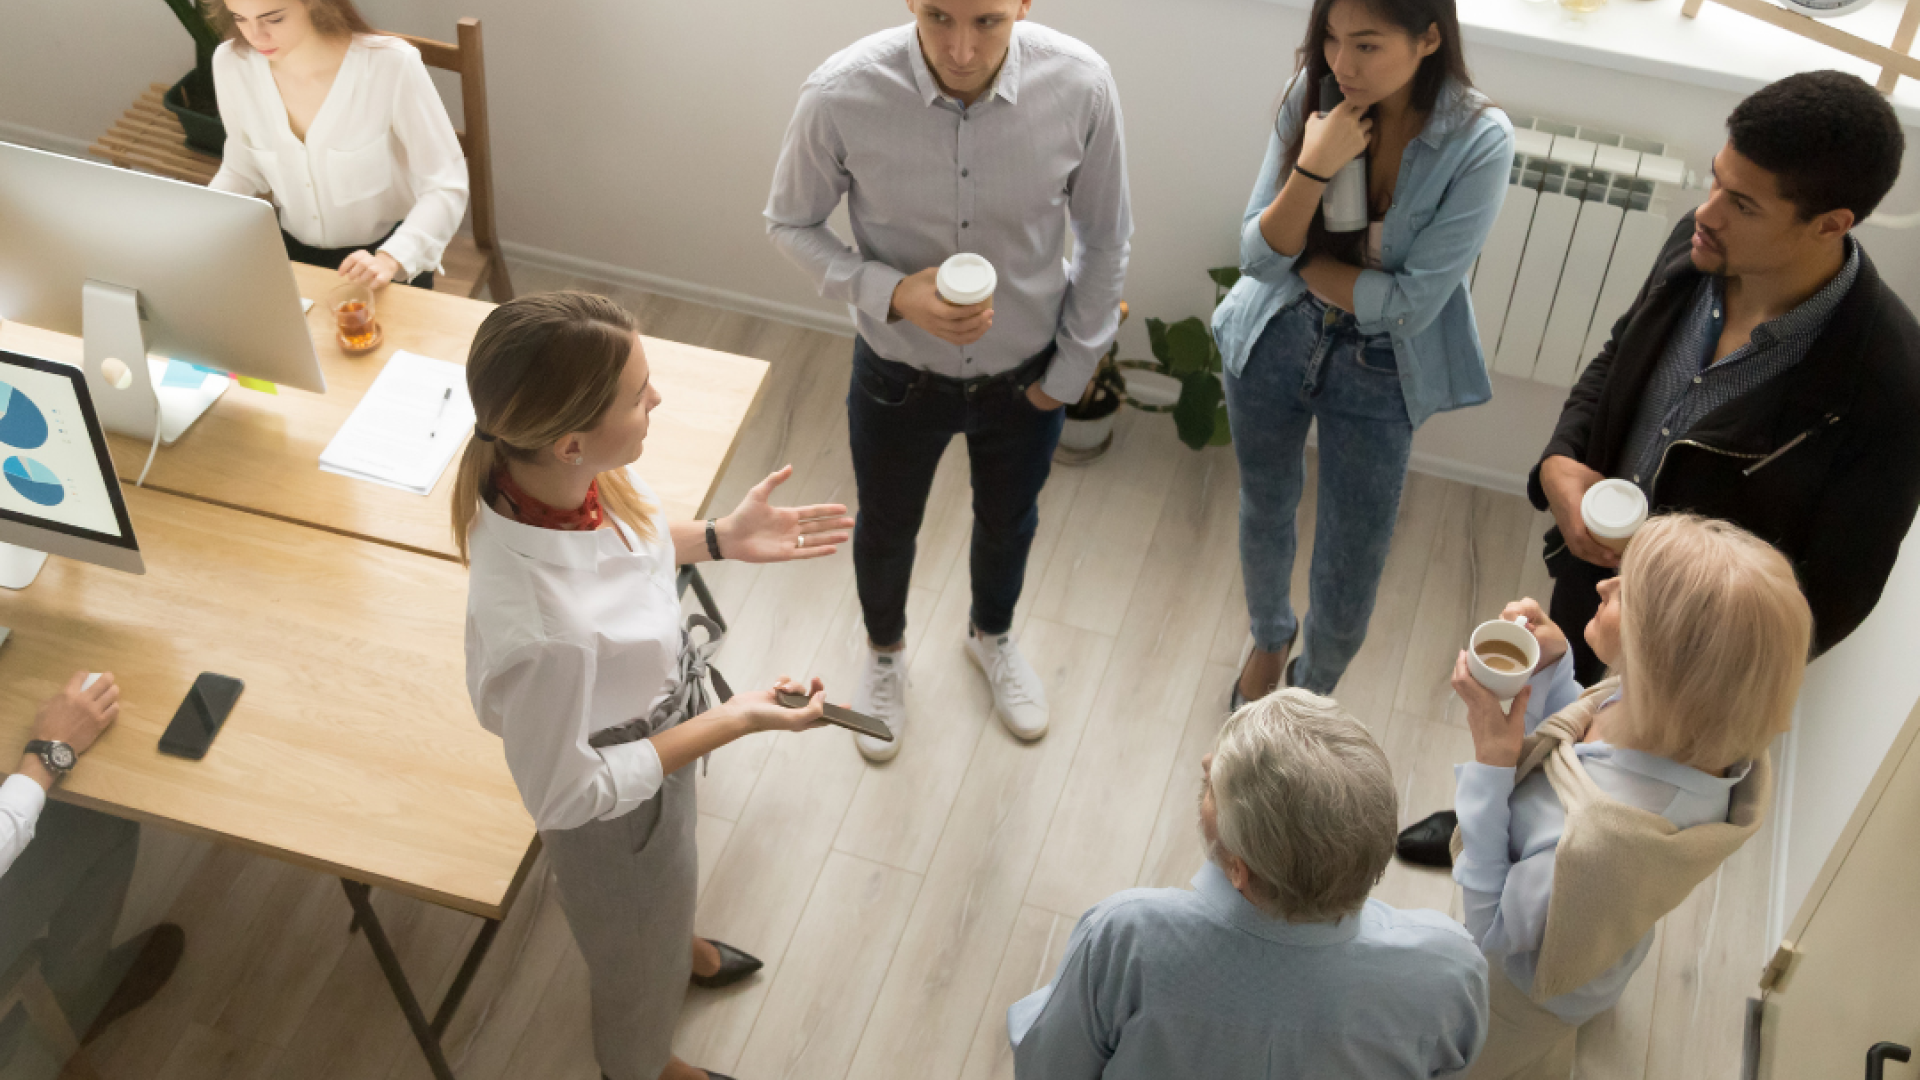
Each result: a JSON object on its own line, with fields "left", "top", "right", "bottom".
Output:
{"left": 877, "top": 345, "right": 1055, "bottom": 402}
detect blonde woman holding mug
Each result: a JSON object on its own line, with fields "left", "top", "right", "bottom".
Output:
{"left": 1449, "top": 514, "right": 1809, "bottom": 1077}
{"left": 206, "top": 0, "right": 468, "bottom": 289}
{"left": 454, "top": 293, "right": 854, "bottom": 1080}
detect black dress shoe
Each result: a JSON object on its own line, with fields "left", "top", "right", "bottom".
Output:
{"left": 1396, "top": 810, "right": 1459, "bottom": 868}
{"left": 690, "top": 939, "right": 763, "bottom": 989}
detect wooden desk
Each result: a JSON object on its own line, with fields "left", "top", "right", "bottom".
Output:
{"left": 0, "top": 263, "right": 770, "bottom": 561}
{"left": 0, "top": 485, "right": 534, "bottom": 918}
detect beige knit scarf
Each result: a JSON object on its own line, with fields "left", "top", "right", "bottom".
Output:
{"left": 1453, "top": 676, "right": 1772, "bottom": 1002}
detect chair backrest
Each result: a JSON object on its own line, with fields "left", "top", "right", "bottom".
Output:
{"left": 387, "top": 18, "right": 500, "bottom": 253}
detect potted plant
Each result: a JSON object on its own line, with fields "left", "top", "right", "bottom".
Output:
{"left": 1119, "top": 267, "right": 1241, "bottom": 450}
{"left": 1057, "top": 303, "right": 1130, "bottom": 464}
{"left": 162, "top": 0, "right": 227, "bottom": 156}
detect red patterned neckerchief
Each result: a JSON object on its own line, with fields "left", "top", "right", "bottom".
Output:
{"left": 489, "top": 465, "right": 605, "bottom": 532}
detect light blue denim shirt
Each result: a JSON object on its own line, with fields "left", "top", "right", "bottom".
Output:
{"left": 1007, "top": 862, "right": 1489, "bottom": 1078}
{"left": 1213, "top": 76, "right": 1514, "bottom": 427}
{"left": 1451, "top": 653, "right": 1750, "bottom": 1025}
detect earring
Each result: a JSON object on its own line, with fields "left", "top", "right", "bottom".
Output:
{"left": 569, "top": 454, "right": 583, "bottom": 465}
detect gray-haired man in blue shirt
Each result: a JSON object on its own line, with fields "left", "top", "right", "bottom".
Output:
{"left": 1009, "top": 690, "right": 1489, "bottom": 1078}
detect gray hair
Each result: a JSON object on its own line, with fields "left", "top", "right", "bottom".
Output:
{"left": 1208, "top": 689, "right": 1397, "bottom": 923}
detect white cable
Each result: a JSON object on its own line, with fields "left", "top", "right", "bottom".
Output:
{"left": 134, "top": 399, "right": 161, "bottom": 487}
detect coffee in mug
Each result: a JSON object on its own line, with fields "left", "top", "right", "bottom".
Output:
{"left": 1582, "top": 479, "right": 1648, "bottom": 555}
{"left": 936, "top": 253, "right": 996, "bottom": 310}
{"left": 1474, "top": 639, "right": 1532, "bottom": 674}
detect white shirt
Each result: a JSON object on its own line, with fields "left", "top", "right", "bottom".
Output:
{"left": 464, "top": 474, "right": 681, "bottom": 833}
{"left": 209, "top": 36, "right": 470, "bottom": 279}
{"left": 765, "top": 22, "right": 1133, "bottom": 405}
{"left": 1451, "top": 653, "right": 1748, "bottom": 1024}
{"left": 0, "top": 773, "right": 45, "bottom": 877}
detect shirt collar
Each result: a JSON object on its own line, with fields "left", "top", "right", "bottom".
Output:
{"left": 907, "top": 23, "right": 1023, "bottom": 109}
{"left": 1576, "top": 740, "right": 1753, "bottom": 797}
{"left": 1191, "top": 861, "right": 1362, "bottom": 947}
{"left": 1708, "top": 235, "right": 1860, "bottom": 349}
{"left": 1415, "top": 81, "right": 1479, "bottom": 149}
{"left": 474, "top": 497, "right": 633, "bottom": 572}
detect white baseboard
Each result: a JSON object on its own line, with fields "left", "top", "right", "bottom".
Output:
{"left": 1407, "top": 451, "right": 1530, "bottom": 498}
{"left": 500, "top": 240, "right": 856, "bottom": 339}
{"left": 0, "top": 118, "right": 96, "bottom": 158}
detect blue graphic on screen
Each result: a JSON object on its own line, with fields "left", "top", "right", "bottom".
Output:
{"left": 3, "top": 457, "right": 63, "bottom": 507}
{"left": 0, "top": 382, "right": 49, "bottom": 450}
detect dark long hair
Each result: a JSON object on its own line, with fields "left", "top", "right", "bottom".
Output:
{"left": 1282, "top": 0, "right": 1477, "bottom": 265}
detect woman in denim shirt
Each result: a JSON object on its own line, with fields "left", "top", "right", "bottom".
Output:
{"left": 1217, "top": 0, "right": 1513, "bottom": 704}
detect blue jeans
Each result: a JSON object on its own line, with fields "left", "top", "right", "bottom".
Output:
{"left": 1224, "top": 295, "right": 1414, "bottom": 695}
{"left": 847, "top": 338, "right": 1065, "bottom": 647}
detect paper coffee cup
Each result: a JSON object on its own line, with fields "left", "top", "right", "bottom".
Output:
{"left": 1468, "top": 617, "right": 1540, "bottom": 699}
{"left": 1582, "top": 479, "right": 1648, "bottom": 555}
{"left": 936, "top": 253, "right": 996, "bottom": 308}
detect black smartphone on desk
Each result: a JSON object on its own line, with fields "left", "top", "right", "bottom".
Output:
{"left": 159, "top": 672, "right": 244, "bottom": 760}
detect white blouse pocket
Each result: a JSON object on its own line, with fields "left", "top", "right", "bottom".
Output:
{"left": 242, "top": 137, "right": 283, "bottom": 193}
{"left": 327, "top": 136, "right": 394, "bottom": 204}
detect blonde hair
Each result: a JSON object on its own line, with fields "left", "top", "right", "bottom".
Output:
{"left": 203, "top": 0, "right": 376, "bottom": 52}
{"left": 1613, "top": 514, "right": 1811, "bottom": 772}
{"left": 1209, "top": 689, "right": 1397, "bottom": 923}
{"left": 451, "top": 292, "right": 657, "bottom": 564}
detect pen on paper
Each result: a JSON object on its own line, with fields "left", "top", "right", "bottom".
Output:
{"left": 429, "top": 386, "right": 452, "bottom": 439}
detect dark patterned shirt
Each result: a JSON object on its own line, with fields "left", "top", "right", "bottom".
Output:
{"left": 1621, "top": 237, "right": 1860, "bottom": 488}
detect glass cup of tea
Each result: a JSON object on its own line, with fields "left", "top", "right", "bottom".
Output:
{"left": 1467, "top": 616, "right": 1541, "bottom": 699}
{"left": 330, "top": 282, "right": 384, "bottom": 356}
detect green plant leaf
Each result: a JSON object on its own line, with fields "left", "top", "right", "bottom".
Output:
{"left": 1173, "top": 373, "right": 1223, "bottom": 450}
{"left": 1209, "top": 403, "right": 1233, "bottom": 446}
{"left": 1208, "top": 266, "right": 1242, "bottom": 292}
{"left": 1144, "top": 317, "right": 1171, "bottom": 370}
{"left": 1164, "top": 317, "right": 1213, "bottom": 378}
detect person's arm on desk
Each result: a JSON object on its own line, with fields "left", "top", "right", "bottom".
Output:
{"left": 670, "top": 466, "right": 853, "bottom": 567}
{"left": 2, "top": 672, "right": 119, "bottom": 877}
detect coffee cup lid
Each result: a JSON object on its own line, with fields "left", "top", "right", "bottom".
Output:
{"left": 936, "top": 254, "right": 996, "bottom": 305}
{"left": 1583, "top": 479, "right": 1647, "bottom": 538}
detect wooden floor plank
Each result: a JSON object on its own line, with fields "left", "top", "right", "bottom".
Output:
{"left": 1135, "top": 663, "right": 1238, "bottom": 892}
{"left": 954, "top": 906, "right": 1075, "bottom": 1080}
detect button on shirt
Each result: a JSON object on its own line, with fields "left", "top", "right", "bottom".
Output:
{"left": 1621, "top": 237, "right": 1860, "bottom": 488}
{"left": 0, "top": 774, "right": 45, "bottom": 877}
{"left": 1451, "top": 653, "right": 1749, "bottom": 1024}
{"left": 209, "top": 36, "right": 470, "bottom": 280}
{"left": 765, "top": 23, "right": 1133, "bottom": 405}
{"left": 464, "top": 474, "right": 682, "bottom": 833}
{"left": 1007, "top": 862, "right": 1489, "bottom": 1079}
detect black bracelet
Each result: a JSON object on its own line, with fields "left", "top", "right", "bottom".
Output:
{"left": 705, "top": 519, "right": 724, "bottom": 561}
{"left": 1293, "top": 163, "right": 1333, "bottom": 185}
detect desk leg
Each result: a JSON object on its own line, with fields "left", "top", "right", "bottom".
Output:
{"left": 678, "top": 566, "right": 728, "bottom": 633}
{"left": 340, "top": 880, "right": 460, "bottom": 1080}
{"left": 431, "top": 917, "right": 501, "bottom": 1038}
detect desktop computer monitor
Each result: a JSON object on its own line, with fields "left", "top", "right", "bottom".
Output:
{"left": 0, "top": 348, "right": 143, "bottom": 596}
{"left": 0, "top": 140, "right": 326, "bottom": 446}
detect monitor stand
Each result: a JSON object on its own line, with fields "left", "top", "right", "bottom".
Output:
{"left": 82, "top": 280, "right": 228, "bottom": 446}
{"left": 0, "top": 543, "right": 48, "bottom": 590}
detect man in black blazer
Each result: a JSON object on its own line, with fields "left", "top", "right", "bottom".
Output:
{"left": 1398, "top": 71, "right": 1920, "bottom": 866}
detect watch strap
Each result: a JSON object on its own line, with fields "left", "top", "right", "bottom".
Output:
{"left": 24, "top": 740, "right": 71, "bottom": 774}
{"left": 705, "top": 519, "right": 724, "bottom": 562}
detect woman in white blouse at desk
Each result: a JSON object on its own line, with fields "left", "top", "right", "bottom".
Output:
{"left": 206, "top": 0, "right": 468, "bottom": 289}
{"left": 454, "top": 293, "right": 854, "bottom": 1080}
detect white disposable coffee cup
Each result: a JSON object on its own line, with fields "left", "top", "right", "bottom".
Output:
{"left": 1582, "top": 479, "right": 1648, "bottom": 555}
{"left": 1467, "top": 616, "right": 1541, "bottom": 699}
{"left": 936, "top": 253, "right": 996, "bottom": 308}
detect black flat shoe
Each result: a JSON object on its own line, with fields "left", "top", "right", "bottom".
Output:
{"left": 1396, "top": 810, "right": 1459, "bottom": 868}
{"left": 1230, "top": 653, "right": 1299, "bottom": 712}
{"left": 690, "top": 939, "right": 763, "bottom": 989}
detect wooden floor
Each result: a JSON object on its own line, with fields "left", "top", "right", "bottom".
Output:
{"left": 78, "top": 264, "right": 1773, "bottom": 1080}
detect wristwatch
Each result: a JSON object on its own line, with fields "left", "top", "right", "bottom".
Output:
{"left": 23, "top": 740, "right": 76, "bottom": 778}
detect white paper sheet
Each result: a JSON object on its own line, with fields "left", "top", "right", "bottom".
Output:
{"left": 318, "top": 350, "right": 473, "bottom": 497}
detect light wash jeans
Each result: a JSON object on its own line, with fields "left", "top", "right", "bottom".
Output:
{"left": 1224, "top": 294, "right": 1414, "bottom": 695}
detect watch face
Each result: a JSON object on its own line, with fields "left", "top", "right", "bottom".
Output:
{"left": 1778, "top": 0, "right": 1874, "bottom": 16}
{"left": 48, "top": 744, "right": 75, "bottom": 770}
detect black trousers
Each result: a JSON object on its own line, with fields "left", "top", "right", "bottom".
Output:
{"left": 1545, "top": 541, "right": 1616, "bottom": 686}
{"left": 281, "top": 227, "right": 435, "bottom": 290}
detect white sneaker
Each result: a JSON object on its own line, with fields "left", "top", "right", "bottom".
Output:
{"left": 966, "top": 631, "right": 1049, "bottom": 741}
{"left": 853, "top": 648, "right": 909, "bottom": 763}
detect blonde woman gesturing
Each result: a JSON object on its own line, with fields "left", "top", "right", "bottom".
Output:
{"left": 454, "top": 293, "right": 854, "bottom": 1080}
{"left": 1449, "top": 515, "right": 1810, "bottom": 1077}
{"left": 206, "top": 0, "right": 467, "bottom": 288}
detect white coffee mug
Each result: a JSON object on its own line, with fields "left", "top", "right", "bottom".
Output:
{"left": 1467, "top": 616, "right": 1541, "bottom": 699}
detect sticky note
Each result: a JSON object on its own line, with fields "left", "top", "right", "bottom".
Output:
{"left": 235, "top": 377, "right": 278, "bottom": 395}
{"left": 160, "top": 360, "right": 211, "bottom": 389}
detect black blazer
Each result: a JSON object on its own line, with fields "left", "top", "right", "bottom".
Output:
{"left": 1527, "top": 212, "right": 1920, "bottom": 655}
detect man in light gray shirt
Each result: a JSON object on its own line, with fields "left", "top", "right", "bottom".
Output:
{"left": 1009, "top": 690, "right": 1489, "bottom": 1079}
{"left": 766, "top": 0, "right": 1130, "bottom": 763}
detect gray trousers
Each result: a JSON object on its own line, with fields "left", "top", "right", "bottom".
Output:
{"left": 543, "top": 735, "right": 698, "bottom": 1080}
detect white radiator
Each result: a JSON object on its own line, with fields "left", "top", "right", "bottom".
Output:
{"left": 1470, "top": 119, "right": 1691, "bottom": 389}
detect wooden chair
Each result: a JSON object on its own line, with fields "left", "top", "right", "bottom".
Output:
{"left": 0, "top": 940, "right": 103, "bottom": 1080}
{"left": 91, "top": 17, "right": 514, "bottom": 302}
{"left": 389, "top": 18, "right": 515, "bottom": 302}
